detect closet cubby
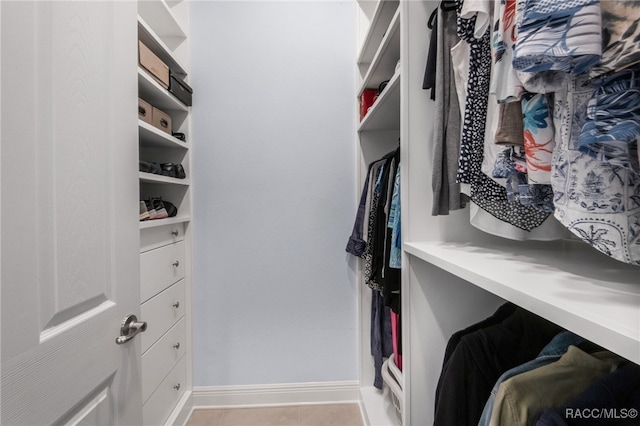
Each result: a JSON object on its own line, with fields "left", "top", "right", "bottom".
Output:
{"left": 137, "top": 1, "right": 193, "bottom": 424}
{"left": 355, "top": 1, "right": 640, "bottom": 426}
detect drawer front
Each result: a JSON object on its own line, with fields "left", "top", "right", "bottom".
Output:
{"left": 140, "top": 223, "right": 184, "bottom": 253}
{"left": 142, "top": 318, "right": 186, "bottom": 403}
{"left": 140, "top": 240, "right": 185, "bottom": 302}
{"left": 141, "top": 279, "right": 185, "bottom": 354}
{"left": 143, "top": 355, "right": 186, "bottom": 426}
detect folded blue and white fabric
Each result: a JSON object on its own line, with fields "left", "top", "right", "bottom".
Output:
{"left": 513, "top": 0, "right": 601, "bottom": 75}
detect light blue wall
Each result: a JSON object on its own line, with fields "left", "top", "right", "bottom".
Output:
{"left": 191, "top": 1, "right": 358, "bottom": 386}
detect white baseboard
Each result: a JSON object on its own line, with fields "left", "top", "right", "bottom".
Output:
{"left": 167, "top": 391, "right": 193, "bottom": 426}
{"left": 192, "top": 381, "right": 360, "bottom": 408}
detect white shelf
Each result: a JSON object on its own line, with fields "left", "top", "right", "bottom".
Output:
{"left": 359, "top": 71, "right": 400, "bottom": 132}
{"left": 357, "top": 0, "right": 400, "bottom": 68}
{"left": 140, "top": 216, "right": 191, "bottom": 230}
{"left": 138, "top": 68, "right": 189, "bottom": 113}
{"left": 138, "top": 0, "right": 186, "bottom": 45}
{"left": 358, "top": 8, "right": 400, "bottom": 96}
{"left": 138, "top": 17, "right": 187, "bottom": 75}
{"left": 139, "top": 120, "right": 188, "bottom": 149}
{"left": 140, "top": 172, "right": 190, "bottom": 186}
{"left": 404, "top": 241, "right": 640, "bottom": 364}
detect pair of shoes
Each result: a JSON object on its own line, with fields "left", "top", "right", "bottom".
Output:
{"left": 160, "top": 163, "right": 186, "bottom": 179}
{"left": 139, "top": 161, "right": 162, "bottom": 174}
{"left": 140, "top": 198, "right": 178, "bottom": 221}
{"left": 139, "top": 161, "right": 186, "bottom": 179}
{"left": 145, "top": 198, "right": 168, "bottom": 220}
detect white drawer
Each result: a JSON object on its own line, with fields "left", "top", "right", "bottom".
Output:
{"left": 140, "top": 223, "right": 184, "bottom": 253}
{"left": 141, "top": 279, "right": 185, "bottom": 354}
{"left": 140, "top": 240, "right": 185, "bottom": 302}
{"left": 143, "top": 355, "right": 186, "bottom": 426}
{"left": 142, "top": 318, "right": 186, "bottom": 403}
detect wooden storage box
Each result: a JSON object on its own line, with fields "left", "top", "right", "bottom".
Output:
{"left": 138, "top": 41, "right": 169, "bottom": 89}
{"left": 138, "top": 98, "right": 153, "bottom": 124}
{"left": 152, "top": 107, "right": 172, "bottom": 134}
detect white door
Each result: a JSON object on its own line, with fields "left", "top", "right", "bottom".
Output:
{"left": 1, "top": 1, "right": 141, "bottom": 424}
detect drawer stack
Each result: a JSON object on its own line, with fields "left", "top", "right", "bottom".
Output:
{"left": 140, "top": 224, "right": 187, "bottom": 425}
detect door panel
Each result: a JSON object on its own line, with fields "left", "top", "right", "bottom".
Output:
{"left": 1, "top": 1, "right": 140, "bottom": 424}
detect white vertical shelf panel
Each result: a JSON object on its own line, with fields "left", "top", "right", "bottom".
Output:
{"left": 357, "top": 0, "right": 400, "bottom": 69}
{"left": 358, "top": 8, "right": 400, "bottom": 95}
{"left": 138, "top": 0, "right": 186, "bottom": 45}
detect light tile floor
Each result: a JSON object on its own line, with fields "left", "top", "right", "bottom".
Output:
{"left": 186, "top": 404, "right": 364, "bottom": 426}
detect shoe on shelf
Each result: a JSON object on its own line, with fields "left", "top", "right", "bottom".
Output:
{"left": 174, "top": 164, "right": 186, "bottom": 179}
{"left": 151, "top": 198, "right": 169, "bottom": 219}
{"left": 145, "top": 200, "right": 159, "bottom": 220}
{"left": 140, "top": 161, "right": 162, "bottom": 175}
{"left": 140, "top": 201, "right": 150, "bottom": 221}
{"left": 160, "top": 163, "right": 176, "bottom": 178}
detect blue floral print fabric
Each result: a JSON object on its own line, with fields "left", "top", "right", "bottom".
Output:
{"left": 590, "top": 1, "right": 640, "bottom": 79}
{"left": 513, "top": 0, "right": 602, "bottom": 75}
{"left": 551, "top": 76, "right": 640, "bottom": 265}
{"left": 579, "top": 68, "right": 640, "bottom": 171}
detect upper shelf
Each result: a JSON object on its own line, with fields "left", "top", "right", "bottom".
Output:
{"left": 359, "top": 8, "right": 400, "bottom": 96}
{"left": 359, "top": 70, "right": 400, "bottom": 132}
{"left": 138, "top": 68, "right": 189, "bottom": 113}
{"left": 140, "top": 215, "right": 190, "bottom": 230}
{"left": 404, "top": 240, "right": 640, "bottom": 364}
{"left": 138, "top": 17, "right": 187, "bottom": 76}
{"left": 139, "top": 120, "right": 188, "bottom": 150}
{"left": 357, "top": 0, "right": 400, "bottom": 68}
{"left": 137, "top": 0, "right": 186, "bottom": 49}
{"left": 140, "top": 172, "right": 190, "bottom": 186}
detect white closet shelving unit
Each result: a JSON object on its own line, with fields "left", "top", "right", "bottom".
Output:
{"left": 137, "top": 1, "right": 193, "bottom": 425}
{"left": 355, "top": 1, "right": 402, "bottom": 425}
{"left": 356, "top": 1, "right": 640, "bottom": 425}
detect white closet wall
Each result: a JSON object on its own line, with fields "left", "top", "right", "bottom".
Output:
{"left": 190, "top": 1, "right": 359, "bottom": 386}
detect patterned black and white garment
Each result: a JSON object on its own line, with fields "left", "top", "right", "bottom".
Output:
{"left": 455, "top": 0, "right": 550, "bottom": 231}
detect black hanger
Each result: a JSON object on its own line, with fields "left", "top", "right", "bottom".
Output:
{"left": 429, "top": 0, "right": 457, "bottom": 29}
{"left": 441, "top": 0, "right": 456, "bottom": 12}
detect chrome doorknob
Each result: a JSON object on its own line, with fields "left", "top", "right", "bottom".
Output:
{"left": 115, "top": 314, "right": 147, "bottom": 345}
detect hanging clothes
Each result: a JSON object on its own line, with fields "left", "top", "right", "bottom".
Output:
{"left": 430, "top": 2, "right": 467, "bottom": 215}
{"left": 489, "top": 347, "right": 626, "bottom": 426}
{"left": 550, "top": 75, "right": 640, "bottom": 266}
{"left": 433, "top": 306, "right": 563, "bottom": 425}
{"left": 346, "top": 148, "right": 402, "bottom": 389}
{"left": 535, "top": 362, "right": 640, "bottom": 426}
{"left": 478, "top": 331, "right": 586, "bottom": 426}
{"left": 590, "top": 1, "right": 640, "bottom": 79}
{"left": 454, "top": 0, "right": 552, "bottom": 231}
{"left": 512, "top": 0, "right": 602, "bottom": 75}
